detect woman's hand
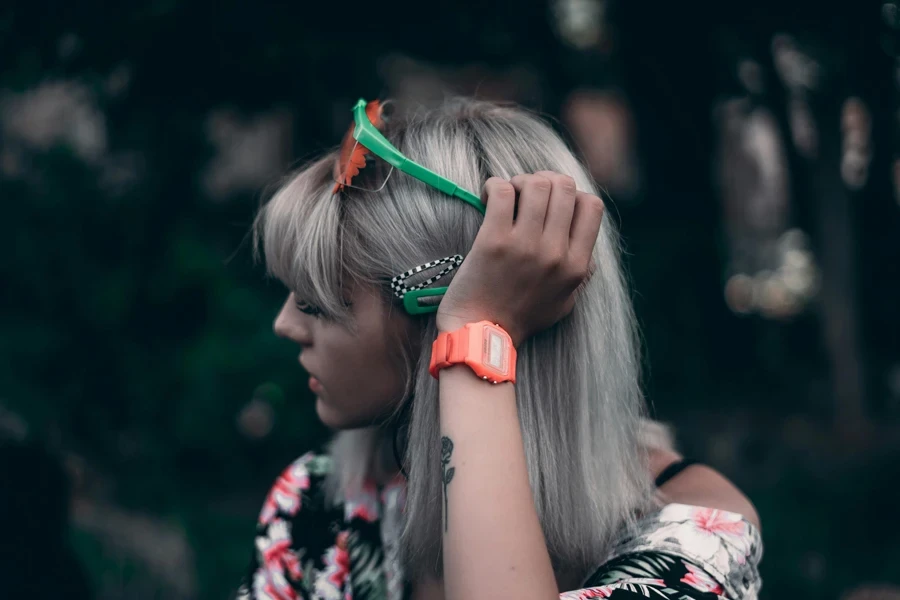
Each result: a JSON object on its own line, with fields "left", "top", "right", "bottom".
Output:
{"left": 436, "top": 172, "right": 604, "bottom": 347}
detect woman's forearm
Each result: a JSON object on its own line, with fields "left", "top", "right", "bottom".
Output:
{"left": 438, "top": 364, "right": 559, "bottom": 600}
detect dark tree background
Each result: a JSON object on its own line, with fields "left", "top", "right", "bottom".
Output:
{"left": 1, "top": 1, "right": 898, "bottom": 598}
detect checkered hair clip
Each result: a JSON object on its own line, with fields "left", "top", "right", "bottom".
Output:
{"left": 390, "top": 254, "right": 464, "bottom": 315}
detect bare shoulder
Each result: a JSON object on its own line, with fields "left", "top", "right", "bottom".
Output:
{"left": 649, "top": 448, "right": 761, "bottom": 530}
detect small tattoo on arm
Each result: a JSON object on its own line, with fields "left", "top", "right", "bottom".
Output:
{"left": 440, "top": 436, "right": 455, "bottom": 532}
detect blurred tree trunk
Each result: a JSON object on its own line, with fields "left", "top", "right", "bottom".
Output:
{"left": 806, "top": 82, "right": 868, "bottom": 437}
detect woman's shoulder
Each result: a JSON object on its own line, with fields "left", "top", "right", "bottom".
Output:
{"left": 650, "top": 449, "right": 761, "bottom": 530}
{"left": 623, "top": 502, "right": 761, "bottom": 596}
{"left": 257, "top": 451, "right": 336, "bottom": 526}
{"left": 565, "top": 502, "right": 762, "bottom": 600}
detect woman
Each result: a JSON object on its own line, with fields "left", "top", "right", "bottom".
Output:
{"left": 237, "top": 98, "right": 762, "bottom": 600}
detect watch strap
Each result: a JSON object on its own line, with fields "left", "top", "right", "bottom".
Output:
{"left": 429, "top": 326, "right": 470, "bottom": 379}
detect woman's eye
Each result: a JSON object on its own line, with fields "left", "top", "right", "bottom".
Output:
{"left": 295, "top": 299, "right": 323, "bottom": 317}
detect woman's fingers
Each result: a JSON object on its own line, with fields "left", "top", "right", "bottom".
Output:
{"left": 534, "top": 171, "right": 577, "bottom": 245}
{"left": 481, "top": 177, "right": 516, "bottom": 233}
{"left": 509, "top": 174, "right": 551, "bottom": 237}
{"left": 568, "top": 191, "right": 605, "bottom": 271}
{"left": 482, "top": 173, "right": 601, "bottom": 281}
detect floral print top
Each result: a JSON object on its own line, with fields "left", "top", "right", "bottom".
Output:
{"left": 236, "top": 452, "right": 763, "bottom": 600}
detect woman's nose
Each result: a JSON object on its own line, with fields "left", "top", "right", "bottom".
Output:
{"left": 273, "top": 296, "right": 312, "bottom": 346}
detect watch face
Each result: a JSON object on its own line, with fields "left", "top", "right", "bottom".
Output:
{"left": 483, "top": 328, "right": 509, "bottom": 374}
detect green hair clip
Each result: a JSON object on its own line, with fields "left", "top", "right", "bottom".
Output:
{"left": 390, "top": 254, "right": 463, "bottom": 315}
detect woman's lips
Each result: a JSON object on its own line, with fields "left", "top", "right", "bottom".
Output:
{"left": 300, "top": 357, "right": 322, "bottom": 394}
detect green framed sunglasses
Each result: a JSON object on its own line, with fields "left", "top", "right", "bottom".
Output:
{"left": 336, "top": 99, "right": 487, "bottom": 215}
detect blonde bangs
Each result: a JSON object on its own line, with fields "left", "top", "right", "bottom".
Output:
{"left": 253, "top": 153, "right": 354, "bottom": 322}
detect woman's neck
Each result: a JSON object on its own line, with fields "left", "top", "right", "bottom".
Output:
{"left": 370, "top": 421, "right": 406, "bottom": 486}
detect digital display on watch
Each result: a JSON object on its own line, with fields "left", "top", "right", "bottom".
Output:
{"left": 486, "top": 331, "right": 505, "bottom": 369}
{"left": 481, "top": 327, "right": 510, "bottom": 375}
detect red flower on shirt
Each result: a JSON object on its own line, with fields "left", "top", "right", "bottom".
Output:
{"left": 258, "top": 520, "right": 303, "bottom": 581}
{"left": 314, "top": 531, "right": 352, "bottom": 598}
{"left": 345, "top": 479, "right": 379, "bottom": 523}
{"left": 691, "top": 507, "right": 746, "bottom": 537}
{"left": 680, "top": 561, "right": 724, "bottom": 594}
{"left": 251, "top": 569, "right": 299, "bottom": 600}
{"left": 326, "top": 532, "right": 351, "bottom": 587}
{"left": 259, "top": 454, "right": 313, "bottom": 525}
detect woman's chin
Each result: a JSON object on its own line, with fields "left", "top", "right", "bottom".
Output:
{"left": 315, "top": 396, "right": 359, "bottom": 430}
{"left": 315, "top": 396, "right": 390, "bottom": 431}
{"left": 314, "top": 396, "right": 342, "bottom": 430}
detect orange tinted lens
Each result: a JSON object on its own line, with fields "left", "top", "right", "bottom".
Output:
{"left": 332, "top": 100, "right": 394, "bottom": 193}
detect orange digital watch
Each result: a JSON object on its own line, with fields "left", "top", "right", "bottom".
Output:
{"left": 429, "top": 320, "right": 517, "bottom": 384}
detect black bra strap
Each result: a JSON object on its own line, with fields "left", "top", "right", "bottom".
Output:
{"left": 654, "top": 458, "right": 699, "bottom": 488}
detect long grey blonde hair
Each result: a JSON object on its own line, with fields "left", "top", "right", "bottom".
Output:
{"left": 255, "top": 98, "right": 673, "bottom": 588}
